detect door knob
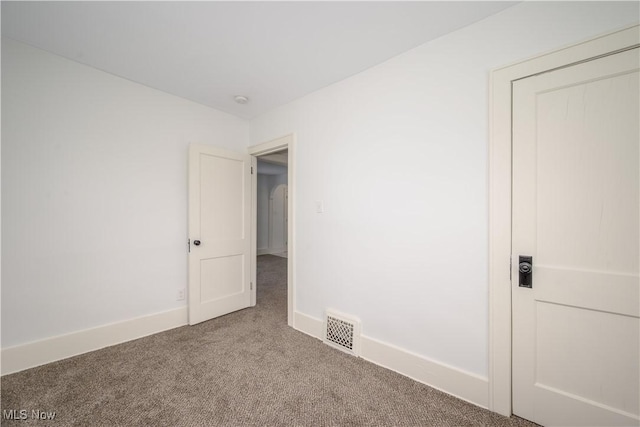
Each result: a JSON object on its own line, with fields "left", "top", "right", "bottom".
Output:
{"left": 193, "top": 240, "right": 201, "bottom": 246}
{"left": 519, "top": 256, "right": 532, "bottom": 288}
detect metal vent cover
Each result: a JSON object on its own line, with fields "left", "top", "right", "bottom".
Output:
{"left": 323, "top": 310, "right": 360, "bottom": 356}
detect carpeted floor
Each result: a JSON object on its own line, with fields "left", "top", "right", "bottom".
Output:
{"left": 1, "top": 255, "right": 536, "bottom": 426}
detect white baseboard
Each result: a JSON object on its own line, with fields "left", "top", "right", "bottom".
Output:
{"left": 293, "top": 311, "right": 323, "bottom": 339}
{"left": 1, "top": 307, "right": 188, "bottom": 376}
{"left": 291, "top": 310, "right": 488, "bottom": 409}
{"left": 4, "top": 307, "right": 488, "bottom": 409}
{"left": 360, "top": 335, "right": 489, "bottom": 408}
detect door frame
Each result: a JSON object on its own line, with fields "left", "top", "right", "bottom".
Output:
{"left": 488, "top": 24, "right": 639, "bottom": 416}
{"left": 248, "top": 134, "right": 296, "bottom": 327}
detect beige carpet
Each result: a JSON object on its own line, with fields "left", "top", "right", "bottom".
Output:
{"left": 1, "top": 255, "right": 536, "bottom": 426}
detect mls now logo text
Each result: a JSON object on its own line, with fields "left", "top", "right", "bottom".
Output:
{"left": 3, "top": 409, "right": 57, "bottom": 421}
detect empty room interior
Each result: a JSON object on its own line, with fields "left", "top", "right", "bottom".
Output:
{"left": 1, "top": 2, "right": 639, "bottom": 426}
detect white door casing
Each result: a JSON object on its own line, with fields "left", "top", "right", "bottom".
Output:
{"left": 511, "top": 48, "right": 639, "bottom": 426}
{"left": 188, "top": 144, "right": 252, "bottom": 325}
{"left": 248, "top": 134, "right": 295, "bottom": 327}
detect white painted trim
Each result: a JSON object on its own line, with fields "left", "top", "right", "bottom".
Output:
{"left": 291, "top": 310, "right": 488, "bottom": 408}
{"left": 248, "top": 134, "right": 296, "bottom": 328}
{"left": 248, "top": 134, "right": 293, "bottom": 156}
{"left": 361, "top": 336, "right": 489, "bottom": 409}
{"left": 488, "top": 24, "right": 640, "bottom": 416}
{"left": 1, "top": 307, "right": 188, "bottom": 376}
{"left": 293, "top": 311, "right": 323, "bottom": 339}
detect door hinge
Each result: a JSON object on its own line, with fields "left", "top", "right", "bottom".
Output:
{"left": 509, "top": 256, "right": 512, "bottom": 281}
{"left": 250, "top": 282, "right": 253, "bottom": 290}
{"left": 251, "top": 166, "right": 254, "bottom": 174}
{"left": 188, "top": 239, "right": 191, "bottom": 253}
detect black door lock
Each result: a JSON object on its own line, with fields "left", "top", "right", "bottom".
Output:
{"left": 519, "top": 256, "right": 533, "bottom": 288}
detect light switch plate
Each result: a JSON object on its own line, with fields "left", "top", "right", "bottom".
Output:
{"left": 315, "top": 201, "right": 324, "bottom": 213}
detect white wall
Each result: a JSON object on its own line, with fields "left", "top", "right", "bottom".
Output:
{"left": 250, "top": 2, "right": 640, "bottom": 377}
{"left": 257, "top": 175, "right": 271, "bottom": 250}
{"left": 270, "top": 175, "right": 288, "bottom": 252}
{"left": 271, "top": 173, "right": 287, "bottom": 188}
{"left": 1, "top": 39, "right": 249, "bottom": 348}
{"left": 257, "top": 172, "right": 288, "bottom": 253}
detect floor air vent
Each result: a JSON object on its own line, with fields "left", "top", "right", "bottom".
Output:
{"left": 323, "top": 310, "right": 360, "bottom": 356}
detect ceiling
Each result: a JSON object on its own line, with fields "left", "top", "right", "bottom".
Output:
{"left": 2, "top": 1, "right": 517, "bottom": 119}
{"left": 257, "top": 161, "right": 288, "bottom": 176}
{"left": 258, "top": 150, "right": 288, "bottom": 175}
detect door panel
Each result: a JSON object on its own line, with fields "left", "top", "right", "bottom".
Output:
{"left": 512, "top": 48, "right": 640, "bottom": 426}
{"left": 199, "top": 255, "right": 245, "bottom": 303}
{"left": 200, "top": 155, "right": 246, "bottom": 242}
{"left": 188, "top": 145, "right": 251, "bottom": 325}
{"left": 536, "top": 302, "right": 638, "bottom": 413}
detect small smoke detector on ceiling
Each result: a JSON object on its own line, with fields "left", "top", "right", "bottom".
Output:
{"left": 234, "top": 95, "right": 249, "bottom": 105}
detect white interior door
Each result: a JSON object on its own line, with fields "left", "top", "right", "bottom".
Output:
{"left": 188, "top": 144, "right": 252, "bottom": 325}
{"left": 512, "top": 47, "right": 640, "bottom": 426}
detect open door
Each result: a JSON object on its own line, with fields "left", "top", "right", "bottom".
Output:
{"left": 188, "top": 144, "right": 252, "bottom": 325}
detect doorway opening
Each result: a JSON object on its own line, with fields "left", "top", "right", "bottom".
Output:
{"left": 255, "top": 156, "right": 287, "bottom": 324}
{"left": 248, "top": 134, "right": 295, "bottom": 328}
{"left": 257, "top": 153, "right": 288, "bottom": 258}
